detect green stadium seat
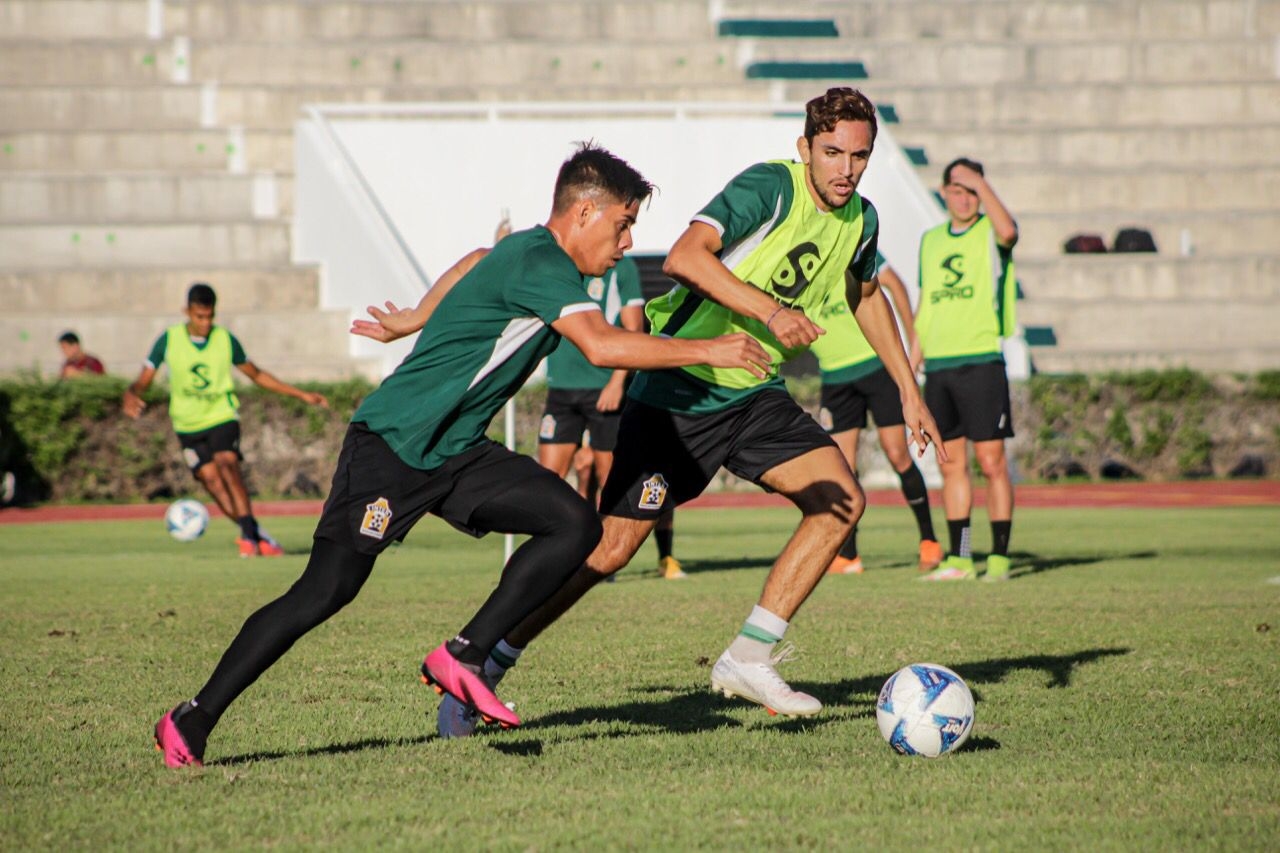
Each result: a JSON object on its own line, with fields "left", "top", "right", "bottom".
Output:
{"left": 716, "top": 19, "right": 839, "bottom": 38}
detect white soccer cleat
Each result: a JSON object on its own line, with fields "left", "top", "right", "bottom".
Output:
{"left": 710, "top": 643, "right": 822, "bottom": 718}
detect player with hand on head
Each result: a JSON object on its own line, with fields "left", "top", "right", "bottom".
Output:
{"left": 436, "top": 88, "right": 946, "bottom": 734}
{"left": 153, "top": 143, "right": 770, "bottom": 767}
{"left": 812, "top": 255, "right": 941, "bottom": 575}
{"left": 912, "top": 157, "right": 1018, "bottom": 582}
{"left": 123, "top": 283, "right": 329, "bottom": 557}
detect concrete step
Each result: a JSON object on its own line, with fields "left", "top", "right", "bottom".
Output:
{"left": 0, "top": 38, "right": 754, "bottom": 87}
{"left": 972, "top": 165, "right": 1280, "bottom": 216}
{"left": 1018, "top": 299, "right": 1280, "bottom": 372}
{"left": 1029, "top": 347, "right": 1280, "bottom": 375}
{"left": 838, "top": 80, "right": 1280, "bottom": 128}
{"left": 163, "top": 0, "right": 715, "bottom": 42}
{"left": 0, "top": 222, "right": 292, "bottom": 268}
{"left": 1006, "top": 210, "right": 1280, "bottom": 260}
{"left": 0, "top": 0, "right": 152, "bottom": 41}
{"left": 0, "top": 172, "right": 292, "bottom": 224}
{"left": 0, "top": 129, "right": 293, "bottom": 173}
{"left": 812, "top": 37, "right": 1278, "bottom": 85}
{"left": 1015, "top": 255, "right": 1280, "bottom": 303}
{"left": 0, "top": 266, "right": 321, "bottom": 315}
{"left": 897, "top": 123, "right": 1280, "bottom": 169}
{"left": 0, "top": 82, "right": 779, "bottom": 131}
{"left": 2, "top": 310, "right": 370, "bottom": 381}
{"left": 723, "top": 0, "right": 1279, "bottom": 41}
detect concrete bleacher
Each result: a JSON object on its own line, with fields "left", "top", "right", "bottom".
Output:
{"left": 1, "top": 0, "right": 1277, "bottom": 378}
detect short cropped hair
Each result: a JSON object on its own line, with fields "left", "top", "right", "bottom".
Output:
{"left": 58, "top": 331, "right": 80, "bottom": 345}
{"left": 804, "top": 87, "right": 879, "bottom": 146}
{"left": 187, "top": 282, "right": 217, "bottom": 307}
{"left": 551, "top": 142, "right": 655, "bottom": 215}
{"left": 943, "top": 157, "right": 984, "bottom": 185}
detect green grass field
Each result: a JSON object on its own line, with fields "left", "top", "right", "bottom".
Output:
{"left": 2, "top": 505, "right": 1278, "bottom": 849}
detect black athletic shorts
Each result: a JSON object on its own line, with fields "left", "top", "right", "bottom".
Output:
{"left": 599, "top": 389, "right": 835, "bottom": 520}
{"left": 924, "top": 360, "right": 1015, "bottom": 443}
{"left": 314, "top": 423, "right": 575, "bottom": 555}
{"left": 176, "top": 419, "right": 241, "bottom": 474}
{"left": 538, "top": 387, "right": 622, "bottom": 451}
{"left": 818, "top": 367, "right": 905, "bottom": 434}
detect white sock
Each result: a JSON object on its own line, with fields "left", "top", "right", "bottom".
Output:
{"left": 727, "top": 606, "right": 788, "bottom": 664}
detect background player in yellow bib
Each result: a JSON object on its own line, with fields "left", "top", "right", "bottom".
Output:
{"left": 454, "top": 88, "right": 946, "bottom": 729}
{"left": 122, "top": 283, "right": 329, "bottom": 557}
{"left": 911, "top": 157, "right": 1018, "bottom": 581}
{"left": 811, "top": 255, "right": 942, "bottom": 575}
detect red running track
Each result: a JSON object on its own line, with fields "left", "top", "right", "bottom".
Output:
{"left": 1, "top": 480, "right": 1277, "bottom": 525}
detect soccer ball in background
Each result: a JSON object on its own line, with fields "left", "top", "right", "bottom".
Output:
{"left": 876, "top": 663, "right": 975, "bottom": 758}
{"left": 165, "top": 499, "right": 210, "bottom": 542}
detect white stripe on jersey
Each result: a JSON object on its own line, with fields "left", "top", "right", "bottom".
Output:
{"left": 465, "top": 305, "right": 600, "bottom": 391}
{"left": 717, "top": 195, "right": 785, "bottom": 271}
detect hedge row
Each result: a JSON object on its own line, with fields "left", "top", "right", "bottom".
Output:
{"left": 1, "top": 370, "right": 1277, "bottom": 504}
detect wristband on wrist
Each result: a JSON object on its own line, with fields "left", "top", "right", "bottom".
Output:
{"left": 764, "top": 306, "right": 783, "bottom": 331}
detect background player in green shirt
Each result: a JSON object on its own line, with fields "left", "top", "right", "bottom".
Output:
{"left": 911, "top": 157, "right": 1019, "bottom": 581}
{"left": 122, "top": 283, "right": 329, "bottom": 557}
{"left": 153, "top": 144, "right": 770, "bottom": 767}
{"left": 453, "top": 89, "right": 946, "bottom": 731}
{"left": 812, "top": 256, "right": 942, "bottom": 575}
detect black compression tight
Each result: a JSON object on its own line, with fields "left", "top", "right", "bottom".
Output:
{"left": 449, "top": 477, "right": 601, "bottom": 665}
{"left": 194, "top": 540, "right": 376, "bottom": 719}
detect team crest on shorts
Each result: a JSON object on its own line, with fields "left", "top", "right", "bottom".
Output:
{"left": 638, "top": 473, "right": 669, "bottom": 510}
{"left": 359, "top": 497, "right": 393, "bottom": 540}
{"left": 539, "top": 414, "right": 557, "bottom": 440}
{"left": 586, "top": 276, "right": 605, "bottom": 301}
{"left": 818, "top": 407, "right": 834, "bottom": 431}
{"left": 182, "top": 448, "right": 200, "bottom": 469}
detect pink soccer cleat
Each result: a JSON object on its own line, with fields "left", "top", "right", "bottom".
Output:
{"left": 154, "top": 703, "right": 204, "bottom": 768}
{"left": 420, "top": 643, "right": 521, "bottom": 729}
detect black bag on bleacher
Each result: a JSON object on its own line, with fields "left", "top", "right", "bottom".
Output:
{"left": 1063, "top": 234, "right": 1107, "bottom": 253}
{"left": 1113, "top": 228, "right": 1157, "bottom": 253}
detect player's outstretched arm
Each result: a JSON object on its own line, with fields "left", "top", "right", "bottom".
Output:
{"left": 553, "top": 310, "right": 772, "bottom": 378}
{"left": 350, "top": 247, "right": 489, "bottom": 343}
{"left": 122, "top": 365, "right": 157, "bottom": 419}
{"left": 663, "top": 222, "right": 823, "bottom": 349}
{"left": 850, "top": 276, "right": 947, "bottom": 462}
{"left": 238, "top": 362, "right": 329, "bottom": 408}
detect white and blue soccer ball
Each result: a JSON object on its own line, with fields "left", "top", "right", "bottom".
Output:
{"left": 876, "top": 663, "right": 975, "bottom": 758}
{"left": 165, "top": 499, "right": 209, "bottom": 543}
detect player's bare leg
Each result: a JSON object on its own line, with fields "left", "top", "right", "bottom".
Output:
{"left": 827, "top": 429, "right": 865, "bottom": 574}
{"left": 537, "top": 443, "right": 576, "bottom": 479}
{"left": 975, "top": 438, "right": 1014, "bottom": 580}
{"left": 879, "top": 428, "right": 942, "bottom": 571}
{"left": 212, "top": 450, "right": 269, "bottom": 556}
{"left": 923, "top": 436, "right": 976, "bottom": 580}
{"left": 711, "top": 446, "right": 860, "bottom": 717}
{"left": 195, "top": 460, "right": 238, "bottom": 521}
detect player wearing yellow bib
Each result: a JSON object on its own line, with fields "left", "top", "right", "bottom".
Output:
{"left": 812, "top": 254, "right": 942, "bottom": 575}
{"left": 911, "top": 157, "right": 1018, "bottom": 582}
{"left": 471, "top": 89, "right": 946, "bottom": 726}
{"left": 122, "top": 283, "right": 329, "bottom": 557}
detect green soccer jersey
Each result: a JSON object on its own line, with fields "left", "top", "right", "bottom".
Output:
{"left": 915, "top": 215, "right": 1016, "bottom": 372}
{"left": 811, "top": 250, "right": 893, "bottom": 384}
{"left": 632, "top": 160, "right": 879, "bottom": 414}
{"left": 145, "top": 324, "right": 248, "bottom": 433}
{"left": 547, "top": 255, "right": 645, "bottom": 391}
{"left": 354, "top": 226, "right": 600, "bottom": 470}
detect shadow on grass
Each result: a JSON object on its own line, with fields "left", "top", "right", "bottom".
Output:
{"left": 676, "top": 555, "right": 777, "bottom": 574}
{"left": 210, "top": 648, "right": 1128, "bottom": 763}
{"left": 1006, "top": 549, "right": 1157, "bottom": 578}
{"left": 211, "top": 733, "right": 432, "bottom": 767}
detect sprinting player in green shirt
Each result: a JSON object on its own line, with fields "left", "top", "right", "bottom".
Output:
{"left": 152, "top": 144, "right": 769, "bottom": 768}
{"left": 811, "top": 254, "right": 942, "bottom": 576}
{"left": 438, "top": 88, "right": 945, "bottom": 734}
{"left": 122, "top": 283, "right": 329, "bottom": 557}
{"left": 912, "top": 157, "right": 1019, "bottom": 582}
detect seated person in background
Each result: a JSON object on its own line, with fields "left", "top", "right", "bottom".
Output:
{"left": 58, "top": 331, "right": 105, "bottom": 379}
